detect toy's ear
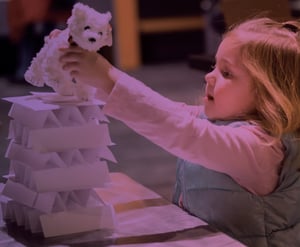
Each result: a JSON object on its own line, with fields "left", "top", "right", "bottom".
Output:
{"left": 103, "top": 12, "right": 112, "bottom": 46}
{"left": 71, "top": 2, "right": 87, "bottom": 20}
{"left": 105, "top": 12, "right": 112, "bottom": 22}
{"left": 67, "top": 3, "right": 86, "bottom": 26}
{"left": 105, "top": 24, "right": 113, "bottom": 46}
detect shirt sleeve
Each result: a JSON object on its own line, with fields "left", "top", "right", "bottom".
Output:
{"left": 103, "top": 72, "right": 284, "bottom": 195}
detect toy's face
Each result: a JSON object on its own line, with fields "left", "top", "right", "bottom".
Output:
{"left": 73, "top": 18, "right": 112, "bottom": 51}
{"left": 68, "top": 3, "right": 112, "bottom": 51}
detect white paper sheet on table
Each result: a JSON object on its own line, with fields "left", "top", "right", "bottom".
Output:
{"left": 96, "top": 173, "right": 209, "bottom": 237}
{"left": 40, "top": 204, "right": 116, "bottom": 237}
{"left": 102, "top": 173, "right": 246, "bottom": 246}
{"left": 110, "top": 235, "right": 246, "bottom": 247}
{"left": 114, "top": 204, "right": 208, "bottom": 237}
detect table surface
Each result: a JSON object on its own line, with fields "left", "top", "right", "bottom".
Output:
{"left": 0, "top": 172, "right": 245, "bottom": 247}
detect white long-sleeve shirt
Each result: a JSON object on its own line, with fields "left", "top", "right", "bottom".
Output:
{"left": 103, "top": 72, "right": 284, "bottom": 195}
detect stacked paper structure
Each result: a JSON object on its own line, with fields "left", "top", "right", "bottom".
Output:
{"left": 0, "top": 93, "right": 117, "bottom": 237}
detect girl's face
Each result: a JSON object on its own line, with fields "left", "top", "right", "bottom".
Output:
{"left": 204, "top": 36, "right": 256, "bottom": 120}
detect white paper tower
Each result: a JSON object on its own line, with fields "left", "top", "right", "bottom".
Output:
{"left": 1, "top": 93, "right": 117, "bottom": 237}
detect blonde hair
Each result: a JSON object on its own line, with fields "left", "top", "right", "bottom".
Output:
{"left": 226, "top": 17, "right": 300, "bottom": 139}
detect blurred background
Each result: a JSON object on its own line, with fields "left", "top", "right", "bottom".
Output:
{"left": 0, "top": 0, "right": 298, "bottom": 200}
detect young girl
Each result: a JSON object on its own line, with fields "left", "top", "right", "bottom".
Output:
{"left": 59, "top": 17, "right": 300, "bottom": 247}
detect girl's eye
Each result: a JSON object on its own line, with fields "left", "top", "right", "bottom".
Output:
{"left": 221, "top": 70, "right": 232, "bottom": 78}
{"left": 84, "top": 26, "right": 90, "bottom": 30}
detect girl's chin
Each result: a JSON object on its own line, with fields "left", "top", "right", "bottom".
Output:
{"left": 203, "top": 107, "right": 224, "bottom": 121}
{"left": 204, "top": 109, "right": 239, "bottom": 121}
{"left": 203, "top": 107, "right": 216, "bottom": 120}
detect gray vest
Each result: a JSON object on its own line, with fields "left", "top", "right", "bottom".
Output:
{"left": 172, "top": 120, "right": 300, "bottom": 247}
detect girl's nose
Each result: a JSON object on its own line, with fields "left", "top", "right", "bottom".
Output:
{"left": 204, "top": 71, "right": 216, "bottom": 86}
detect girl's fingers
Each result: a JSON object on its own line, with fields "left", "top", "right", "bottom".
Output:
{"left": 70, "top": 70, "right": 79, "bottom": 77}
{"left": 59, "top": 46, "right": 84, "bottom": 53}
{"left": 59, "top": 51, "right": 82, "bottom": 63}
{"left": 59, "top": 46, "right": 86, "bottom": 64}
{"left": 62, "top": 61, "right": 80, "bottom": 71}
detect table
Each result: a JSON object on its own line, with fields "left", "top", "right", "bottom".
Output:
{"left": 0, "top": 172, "right": 245, "bottom": 246}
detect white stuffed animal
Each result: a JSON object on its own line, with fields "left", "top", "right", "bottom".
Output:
{"left": 24, "top": 2, "right": 112, "bottom": 101}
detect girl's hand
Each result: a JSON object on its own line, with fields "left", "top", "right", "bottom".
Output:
{"left": 59, "top": 46, "right": 121, "bottom": 95}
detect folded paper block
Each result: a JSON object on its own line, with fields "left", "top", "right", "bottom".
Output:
{"left": 7, "top": 102, "right": 57, "bottom": 128}
{"left": 32, "top": 162, "right": 110, "bottom": 192}
{"left": 3, "top": 93, "right": 105, "bottom": 111}
{"left": 12, "top": 202, "right": 26, "bottom": 227}
{"left": 2, "top": 180, "right": 57, "bottom": 213}
{"left": 6, "top": 142, "right": 48, "bottom": 167}
{"left": 8, "top": 120, "right": 31, "bottom": 146}
{"left": 78, "top": 105, "right": 109, "bottom": 123}
{"left": 9, "top": 161, "right": 27, "bottom": 184}
{"left": 2, "top": 179, "right": 37, "bottom": 208}
{"left": 4, "top": 94, "right": 107, "bottom": 129}
{"left": 8, "top": 108, "right": 61, "bottom": 129}
{"left": 2, "top": 178, "right": 108, "bottom": 213}
{"left": 2, "top": 93, "right": 117, "bottom": 237}
{"left": 9, "top": 159, "right": 66, "bottom": 190}
{"left": 34, "top": 192, "right": 57, "bottom": 213}
{"left": 28, "top": 123, "right": 112, "bottom": 152}
{"left": 40, "top": 204, "right": 116, "bottom": 237}
{"left": 97, "top": 147, "right": 117, "bottom": 163}
{"left": 0, "top": 197, "right": 13, "bottom": 220}
{"left": 6, "top": 142, "right": 67, "bottom": 170}
{"left": 58, "top": 149, "right": 82, "bottom": 167}
{"left": 43, "top": 112, "right": 62, "bottom": 128}
{"left": 73, "top": 189, "right": 99, "bottom": 206}
{"left": 10, "top": 160, "right": 38, "bottom": 189}
{"left": 26, "top": 207, "right": 43, "bottom": 233}
{"left": 52, "top": 106, "right": 86, "bottom": 126}
{"left": 80, "top": 147, "right": 117, "bottom": 163}
{"left": 1, "top": 200, "right": 43, "bottom": 233}
{"left": 29, "top": 92, "right": 106, "bottom": 106}
{"left": 4, "top": 95, "right": 61, "bottom": 111}
{"left": 8, "top": 120, "right": 27, "bottom": 143}
{"left": 65, "top": 149, "right": 87, "bottom": 166}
